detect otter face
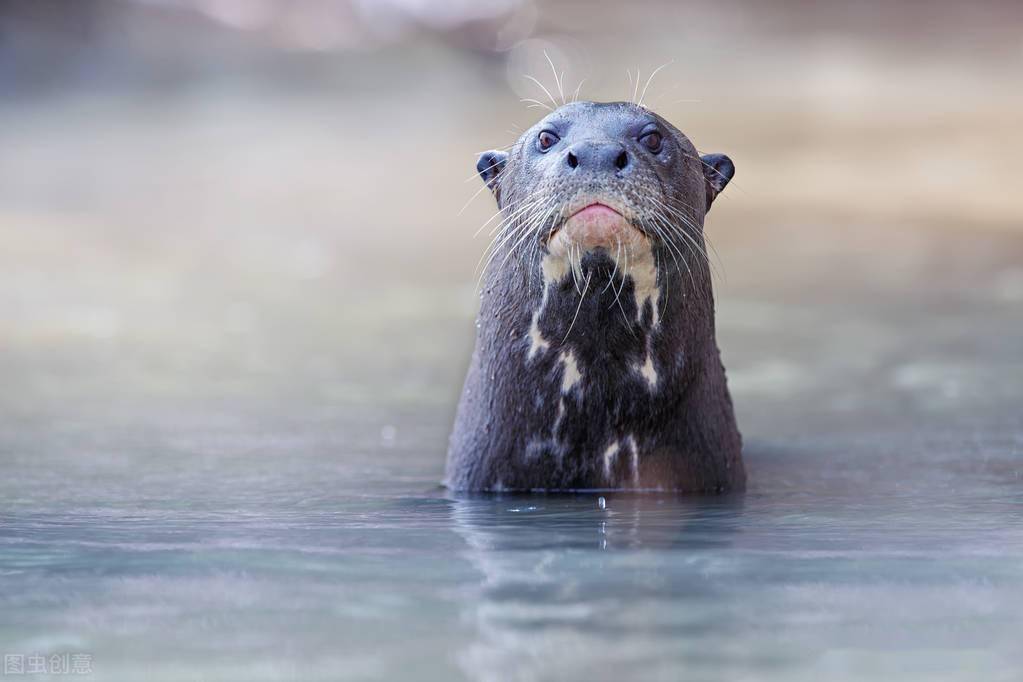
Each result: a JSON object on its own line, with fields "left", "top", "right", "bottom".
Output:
{"left": 476, "top": 101, "right": 734, "bottom": 263}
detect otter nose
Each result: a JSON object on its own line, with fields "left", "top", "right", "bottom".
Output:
{"left": 564, "top": 141, "right": 630, "bottom": 174}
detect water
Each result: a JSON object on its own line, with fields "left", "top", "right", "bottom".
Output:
{"left": 2, "top": 390, "right": 1021, "bottom": 680}
{"left": 2, "top": 90, "right": 1022, "bottom": 679}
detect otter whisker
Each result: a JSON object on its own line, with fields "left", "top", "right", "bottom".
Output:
{"left": 477, "top": 214, "right": 548, "bottom": 291}
{"left": 470, "top": 141, "right": 517, "bottom": 158}
{"left": 570, "top": 243, "right": 582, "bottom": 295}
{"left": 662, "top": 214, "right": 720, "bottom": 286}
{"left": 490, "top": 198, "right": 552, "bottom": 257}
{"left": 477, "top": 189, "right": 545, "bottom": 231}
{"left": 642, "top": 218, "right": 683, "bottom": 313}
{"left": 661, "top": 194, "right": 728, "bottom": 281}
{"left": 625, "top": 239, "right": 632, "bottom": 281}
{"left": 572, "top": 79, "right": 586, "bottom": 103}
{"left": 610, "top": 244, "right": 637, "bottom": 337}
{"left": 498, "top": 204, "right": 557, "bottom": 272}
{"left": 470, "top": 141, "right": 516, "bottom": 157}
{"left": 649, "top": 196, "right": 716, "bottom": 282}
{"left": 522, "top": 98, "right": 553, "bottom": 111}
{"left": 653, "top": 245, "right": 670, "bottom": 322}
{"left": 612, "top": 241, "right": 628, "bottom": 303}
{"left": 459, "top": 175, "right": 502, "bottom": 215}
{"left": 526, "top": 219, "right": 547, "bottom": 299}
{"left": 561, "top": 269, "right": 592, "bottom": 345}
{"left": 474, "top": 196, "right": 550, "bottom": 282}
{"left": 677, "top": 214, "right": 725, "bottom": 283}
{"left": 524, "top": 75, "right": 560, "bottom": 110}
{"left": 462, "top": 160, "right": 504, "bottom": 185}
{"left": 574, "top": 243, "right": 586, "bottom": 295}
{"left": 486, "top": 195, "right": 549, "bottom": 237}
{"left": 463, "top": 142, "right": 519, "bottom": 184}
{"left": 647, "top": 219, "right": 684, "bottom": 282}
{"left": 575, "top": 243, "right": 586, "bottom": 292}
{"left": 683, "top": 151, "right": 748, "bottom": 196}
{"left": 564, "top": 242, "right": 576, "bottom": 293}
{"left": 601, "top": 236, "right": 622, "bottom": 294}
{"left": 473, "top": 194, "right": 544, "bottom": 239}
{"left": 647, "top": 83, "right": 680, "bottom": 111}
{"left": 659, "top": 211, "right": 708, "bottom": 301}
{"left": 648, "top": 210, "right": 700, "bottom": 300}
{"left": 637, "top": 59, "right": 674, "bottom": 109}
{"left": 543, "top": 50, "right": 566, "bottom": 106}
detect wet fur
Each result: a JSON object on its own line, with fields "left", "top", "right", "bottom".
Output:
{"left": 446, "top": 101, "right": 745, "bottom": 492}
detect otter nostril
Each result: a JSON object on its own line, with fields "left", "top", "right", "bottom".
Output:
{"left": 566, "top": 151, "right": 578, "bottom": 169}
{"left": 615, "top": 150, "right": 629, "bottom": 170}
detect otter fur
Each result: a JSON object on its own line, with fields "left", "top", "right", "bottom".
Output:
{"left": 445, "top": 101, "right": 744, "bottom": 493}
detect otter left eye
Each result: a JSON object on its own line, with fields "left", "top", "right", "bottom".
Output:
{"left": 537, "top": 130, "right": 560, "bottom": 152}
{"left": 640, "top": 131, "right": 663, "bottom": 153}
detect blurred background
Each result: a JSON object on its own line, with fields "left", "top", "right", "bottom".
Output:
{"left": 2, "top": 0, "right": 1022, "bottom": 440}
{"left": 3, "top": 2, "right": 1023, "bottom": 680}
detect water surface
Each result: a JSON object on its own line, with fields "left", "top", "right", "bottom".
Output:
{"left": 2, "top": 87, "right": 1022, "bottom": 680}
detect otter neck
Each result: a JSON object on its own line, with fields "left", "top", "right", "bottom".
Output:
{"left": 497, "top": 242, "right": 705, "bottom": 382}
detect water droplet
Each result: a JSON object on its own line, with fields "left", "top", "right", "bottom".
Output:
{"left": 597, "top": 496, "right": 606, "bottom": 510}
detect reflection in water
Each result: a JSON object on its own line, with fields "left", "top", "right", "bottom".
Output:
{"left": 449, "top": 494, "right": 747, "bottom": 681}
{"left": 446, "top": 483, "right": 1023, "bottom": 682}
{"left": 1, "top": 429, "right": 1021, "bottom": 681}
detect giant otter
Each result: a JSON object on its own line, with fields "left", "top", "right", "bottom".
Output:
{"left": 446, "top": 100, "right": 744, "bottom": 492}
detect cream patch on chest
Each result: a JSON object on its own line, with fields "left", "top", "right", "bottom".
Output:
{"left": 602, "top": 441, "right": 619, "bottom": 481}
{"left": 559, "top": 349, "right": 582, "bottom": 393}
{"left": 637, "top": 354, "right": 658, "bottom": 388}
{"left": 525, "top": 254, "right": 570, "bottom": 360}
{"left": 624, "top": 243, "right": 662, "bottom": 391}
{"left": 526, "top": 315, "right": 548, "bottom": 359}
{"left": 617, "top": 242, "right": 660, "bottom": 327}
{"left": 601, "top": 435, "right": 640, "bottom": 485}
{"left": 627, "top": 435, "right": 640, "bottom": 485}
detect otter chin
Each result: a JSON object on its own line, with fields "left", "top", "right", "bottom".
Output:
{"left": 445, "top": 100, "right": 745, "bottom": 493}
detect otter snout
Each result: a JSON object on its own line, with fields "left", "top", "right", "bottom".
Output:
{"left": 563, "top": 140, "right": 631, "bottom": 175}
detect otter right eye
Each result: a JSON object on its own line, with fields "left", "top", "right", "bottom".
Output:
{"left": 537, "top": 130, "right": 559, "bottom": 152}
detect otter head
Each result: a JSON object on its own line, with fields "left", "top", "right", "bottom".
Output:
{"left": 476, "top": 101, "right": 734, "bottom": 283}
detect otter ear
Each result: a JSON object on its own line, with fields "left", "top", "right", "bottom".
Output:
{"left": 477, "top": 150, "right": 508, "bottom": 194}
{"left": 700, "top": 153, "right": 735, "bottom": 209}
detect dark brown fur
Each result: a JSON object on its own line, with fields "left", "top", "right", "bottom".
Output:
{"left": 446, "top": 101, "right": 744, "bottom": 492}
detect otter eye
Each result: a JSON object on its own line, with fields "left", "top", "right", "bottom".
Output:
{"left": 640, "top": 131, "right": 663, "bottom": 153}
{"left": 537, "top": 130, "right": 559, "bottom": 152}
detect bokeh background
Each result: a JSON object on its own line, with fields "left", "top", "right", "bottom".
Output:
{"left": 2, "top": 0, "right": 1022, "bottom": 441}
{"left": 3, "top": 1, "right": 1023, "bottom": 680}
